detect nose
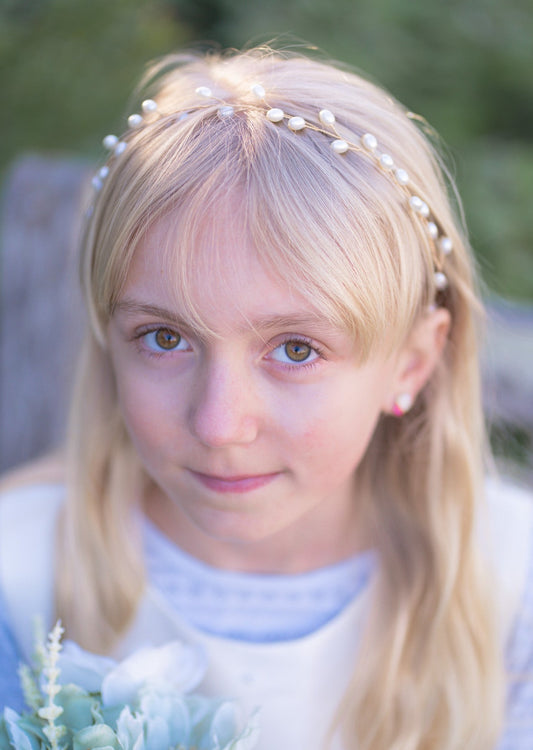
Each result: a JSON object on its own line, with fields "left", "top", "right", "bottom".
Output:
{"left": 187, "top": 356, "right": 260, "bottom": 447}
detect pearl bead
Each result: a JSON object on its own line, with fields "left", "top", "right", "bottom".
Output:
{"left": 319, "top": 109, "right": 336, "bottom": 126}
{"left": 195, "top": 86, "right": 212, "bottom": 98}
{"left": 251, "top": 84, "right": 265, "bottom": 99}
{"left": 91, "top": 176, "right": 103, "bottom": 191}
{"left": 288, "top": 116, "right": 306, "bottom": 131}
{"left": 141, "top": 99, "right": 158, "bottom": 113}
{"left": 379, "top": 153, "right": 394, "bottom": 170}
{"left": 218, "top": 105, "right": 234, "bottom": 118}
{"left": 266, "top": 108, "right": 284, "bottom": 122}
{"left": 98, "top": 166, "right": 109, "bottom": 179}
{"left": 114, "top": 141, "right": 127, "bottom": 156}
{"left": 409, "top": 196, "right": 429, "bottom": 217}
{"left": 127, "top": 113, "right": 143, "bottom": 128}
{"left": 178, "top": 112, "right": 189, "bottom": 121}
{"left": 427, "top": 221, "right": 439, "bottom": 239}
{"left": 439, "top": 236, "right": 453, "bottom": 255}
{"left": 331, "top": 139, "right": 349, "bottom": 154}
{"left": 394, "top": 168, "right": 409, "bottom": 185}
{"left": 434, "top": 272, "right": 448, "bottom": 290}
{"left": 102, "top": 134, "right": 118, "bottom": 150}
{"left": 396, "top": 393, "right": 413, "bottom": 413}
{"left": 362, "top": 133, "right": 378, "bottom": 151}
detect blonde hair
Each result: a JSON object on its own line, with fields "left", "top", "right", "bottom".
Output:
{"left": 58, "top": 46, "right": 504, "bottom": 750}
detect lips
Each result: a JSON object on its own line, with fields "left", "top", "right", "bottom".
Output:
{"left": 188, "top": 470, "right": 280, "bottom": 494}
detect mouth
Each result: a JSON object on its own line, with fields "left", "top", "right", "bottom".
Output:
{"left": 188, "top": 470, "right": 281, "bottom": 494}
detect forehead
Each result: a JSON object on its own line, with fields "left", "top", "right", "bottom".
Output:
{"left": 120, "top": 208, "right": 329, "bottom": 336}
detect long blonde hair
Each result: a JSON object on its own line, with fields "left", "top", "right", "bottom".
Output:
{"left": 57, "top": 46, "right": 504, "bottom": 749}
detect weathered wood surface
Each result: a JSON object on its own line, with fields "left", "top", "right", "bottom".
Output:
{"left": 1, "top": 155, "right": 532, "bottom": 474}
{"left": 482, "top": 299, "right": 533, "bottom": 430}
{"left": 1, "top": 155, "right": 89, "bottom": 472}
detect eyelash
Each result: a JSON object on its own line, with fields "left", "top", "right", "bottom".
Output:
{"left": 132, "top": 328, "right": 325, "bottom": 370}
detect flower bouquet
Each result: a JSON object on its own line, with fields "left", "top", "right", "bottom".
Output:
{"left": 0, "top": 623, "right": 259, "bottom": 750}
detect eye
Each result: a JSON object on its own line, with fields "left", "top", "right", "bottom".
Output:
{"left": 142, "top": 328, "right": 189, "bottom": 353}
{"left": 270, "top": 339, "right": 320, "bottom": 365}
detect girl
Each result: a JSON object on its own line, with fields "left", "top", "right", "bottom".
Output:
{"left": 0, "top": 46, "right": 532, "bottom": 750}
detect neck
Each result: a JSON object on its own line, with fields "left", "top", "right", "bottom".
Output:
{"left": 143, "top": 482, "right": 370, "bottom": 574}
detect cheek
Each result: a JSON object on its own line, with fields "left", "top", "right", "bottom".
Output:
{"left": 281, "top": 377, "right": 384, "bottom": 473}
{"left": 113, "top": 370, "right": 177, "bottom": 458}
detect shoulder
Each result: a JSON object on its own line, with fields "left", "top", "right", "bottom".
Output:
{"left": 484, "top": 476, "right": 533, "bottom": 585}
{"left": 0, "top": 452, "right": 65, "bottom": 494}
{"left": 483, "top": 475, "right": 533, "bottom": 566}
{"left": 0, "top": 479, "right": 65, "bottom": 531}
{"left": 0, "top": 453, "right": 66, "bottom": 532}
{"left": 486, "top": 479, "right": 533, "bottom": 748}
{"left": 481, "top": 476, "right": 533, "bottom": 639}
{"left": 0, "top": 479, "right": 66, "bottom": 661}
{"left": 485, "top": 475, "right": 533, "bottom": 536}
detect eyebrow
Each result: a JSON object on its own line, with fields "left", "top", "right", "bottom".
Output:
{"left": 114, "top": 300, "right": 185, "bottom": 324}
{"left": 114, "top": 299, "right": 337, "bottom": 334}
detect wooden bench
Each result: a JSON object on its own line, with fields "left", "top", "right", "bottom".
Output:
{"left": 1, "top": 155, "right": 88, "bottom": 471}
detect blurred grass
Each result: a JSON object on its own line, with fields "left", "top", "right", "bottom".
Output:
{"left": 460, "top": 144, "right": 533, "bottom": 300}
{"left": 0, "top": 0, "right": 191, "bottom": 172}
{"left": 490, "top": 421, "right": 532, "bottom": 468}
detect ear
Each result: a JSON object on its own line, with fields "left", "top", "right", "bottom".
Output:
{"left": 383, "top": 307, "right": 451, "bottom": 415}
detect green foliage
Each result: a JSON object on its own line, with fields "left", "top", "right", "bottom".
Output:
{"left": 460, "top": 143, "right": 533, "bottom": 300}
{"left": 490, "top": 420, "right": 532, "bottom": 473}
{"left": 0, "top": 0, "right": 190, "bottom": 169}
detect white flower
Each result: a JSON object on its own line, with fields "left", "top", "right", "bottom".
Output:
{"left": 58, "top": 641, "right": 116, "bottom": 693}
{"left": 101, "top": 641, "right": 207, "bottom": 706}
{"left": 115, "top": 706, "right": 147, "bottom": 750}
{"left": 57, "top": 640, "right": 206, "bottom": 707}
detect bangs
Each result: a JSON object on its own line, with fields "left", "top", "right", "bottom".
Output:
{"left": 89, "top": 78, "right": 434, "bottom": 359}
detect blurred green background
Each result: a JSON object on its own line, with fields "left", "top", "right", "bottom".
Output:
{"left": 2, "top": 0, "right": 532, "bottom": 301}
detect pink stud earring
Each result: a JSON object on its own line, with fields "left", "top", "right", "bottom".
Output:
{"left": 392, "top": 393, "right": 413, "bottom": 417}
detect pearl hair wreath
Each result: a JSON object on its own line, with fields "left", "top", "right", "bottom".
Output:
{"left": 93, "top": 83, "right": 453, "bottom": 293}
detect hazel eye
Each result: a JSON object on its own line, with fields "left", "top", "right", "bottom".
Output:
{"left": 143, "top": 328, "right": 188, "bottom": 353}
{"left": 156, "top": 329, "right": 180, "bottom": 350}
{"left": 270, "top": 339, "right": 320, "bottom": 365}
{"left": 284, "top": 341, "right": 312, "bottom": 362}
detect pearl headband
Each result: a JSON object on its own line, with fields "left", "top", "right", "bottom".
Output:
{"left": 92, "top": 84, "right": 452, "bottom": 293}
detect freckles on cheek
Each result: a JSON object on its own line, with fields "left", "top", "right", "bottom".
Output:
{"left": 115, "top": 375, "right": 173, "bottom": 452}
{"left": 299, "top": 416, "right": 337, "bottom": 453}
{"left": 295, "top": 390, "right": 380, "bottom": 468}
{"left": 293, "top": 410, "right": 352, "bottom": 470}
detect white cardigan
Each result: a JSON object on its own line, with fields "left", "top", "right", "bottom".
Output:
{"left": 1, "top": 481, "right": 532, "bottom": 750}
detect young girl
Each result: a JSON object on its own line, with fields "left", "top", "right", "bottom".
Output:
{"left": 0, "top": 46, "right": 532, "bottom": 750}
